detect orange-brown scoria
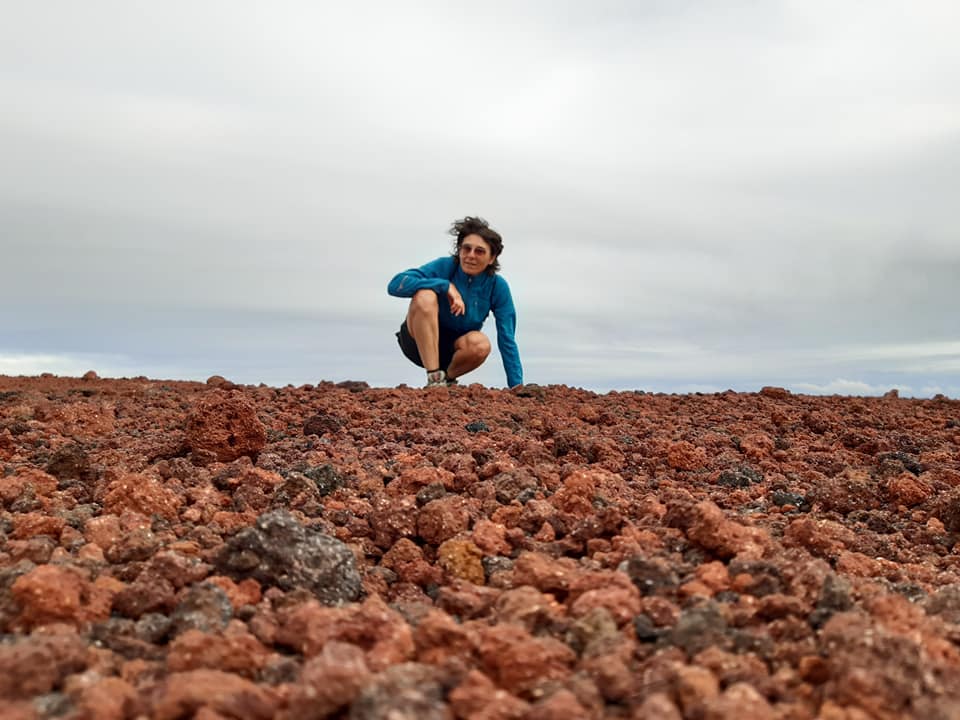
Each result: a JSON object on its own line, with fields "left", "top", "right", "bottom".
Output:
{"left": 1, "top": 374, "right": 960, "bottom": 718}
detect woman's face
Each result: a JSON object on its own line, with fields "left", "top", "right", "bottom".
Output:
{"left": 458, "top": 234, "right": 495, "bottom": 276}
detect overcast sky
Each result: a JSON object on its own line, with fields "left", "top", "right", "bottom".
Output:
{"left": 2, "top": 1, "right": 958, "bottom": 396}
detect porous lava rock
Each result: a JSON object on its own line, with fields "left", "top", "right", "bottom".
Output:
{"left": 1, "top": 373, "right": 960, "bottom": 718}
{"left": 215, "top": 508, "right": 361, "bottom": 603}
{"left": 185, "top": 390, "right": 267, "bottom": 462}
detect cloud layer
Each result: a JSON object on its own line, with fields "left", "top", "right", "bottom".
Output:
{"left": 2, "top": 2, "right": 958, "bottom": 394}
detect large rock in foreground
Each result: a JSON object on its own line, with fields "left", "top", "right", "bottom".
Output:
{"left": 215, "top": 509, "right": 361, "bottom": 605}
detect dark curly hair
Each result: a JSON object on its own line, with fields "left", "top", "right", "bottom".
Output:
{"left": 448, "top": 216, "right": 503, "bottom": 275}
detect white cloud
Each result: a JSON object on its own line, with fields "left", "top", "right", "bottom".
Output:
{"left": 0, "top": 353, "right": 209, "bottom": 383}
{"left": 0, "top": 353, "right": 128, "bottom": 378}
{"left": 792, "top": 379, "right": 912, "bottom": 397}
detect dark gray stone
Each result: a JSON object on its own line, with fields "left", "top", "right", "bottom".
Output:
{"left": 624, "top": 556, "right": 679, "bottom": 596}
{"left": 349, "top": 662, "right": 449, "bottom": 720}
{"left": 770, "top": 490, "right": 809, "bottom": 510}
{"left": 482, "top": 556, "right": 514, "bottom": 577}
{"left": 668, "top": 602, "right": 728, "bottom": 656}
{"left": 924, "top": 584, "right": 960, "bottom": 624}
{"left": 877, "top": 451, "right": 923, "bottom": 476}
{"left": 303, "top": 413, "right": 343, "bottom": 437}
{"left": 135, "top": 612, "right": 173, "bottom": 643}
{"left": 416, "top": 482, "right": 447, "bottom": 507}
{"left": 215, "top": 509, "right": 361, "bottom": 604}
{"left": 727, "top": 560, "right": 783, "bottom": 597}
{"left": 809, "top": 572, "right": 854, "bottom": 628}
{"left": 169, "top": 582, "right": 233, "bottom": 635}
{"left": 633, "top": 614, "right": 660, "bottom": 643}
{"left": 493, "top": 469, "right": 539, "bottom": 504}
{"left": 304, "top": 464, "right": 346, "bottom": 496}
{"left": 717, "top": 465, "right": 764, "bottom": 488}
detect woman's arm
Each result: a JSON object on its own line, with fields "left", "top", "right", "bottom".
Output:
{"left": 387, "top": 257, "right": 455, "bottom": 297}
{"left": 492, "top": 276, "right": 524, "bottom": 388}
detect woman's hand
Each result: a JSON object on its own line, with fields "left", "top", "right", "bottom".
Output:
{"left": 447, "top": 284, "right": 465, "bottom": 316}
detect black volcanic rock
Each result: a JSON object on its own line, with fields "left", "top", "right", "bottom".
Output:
{"left": 215, "top": 509, "right": 361, "bottom": 604}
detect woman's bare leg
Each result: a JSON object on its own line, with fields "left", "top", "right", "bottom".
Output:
{"left": 446, "top": 331, "right": 491, "bottom": 380}
{"left": 405, "top": 290, "right": 441, "bottom": 371}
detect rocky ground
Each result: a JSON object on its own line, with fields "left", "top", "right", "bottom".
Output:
{"left": 1, "top": 373, "right": 960, "bottom": 719}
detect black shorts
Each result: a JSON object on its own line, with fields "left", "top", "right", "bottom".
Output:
{"left": 396, "top": 321, "right": 463, "bottom": 371}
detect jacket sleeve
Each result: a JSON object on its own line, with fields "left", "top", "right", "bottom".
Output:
{"left": 387, "top": 257, "right": 454, "bottom": 298}
{"left": 492, "top": 276, "right": 524, "bottom": 388}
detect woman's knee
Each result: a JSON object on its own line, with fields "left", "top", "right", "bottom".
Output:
{"left": 409, "top": 289, "right": 438, "bottom": 315}
{"left": 465, "top": 332, "right": 491, "bottom": 359}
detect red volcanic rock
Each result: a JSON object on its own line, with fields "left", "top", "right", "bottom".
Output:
{"left": 11, "top": 512, "right": 65, "bottom": 540}
{"left": 413, "top": 608, "right": 480, "bottom": 671}
{"left": 284, "top": 641, "right": 371, "bottom": 719}
{"left": 167, "top": 625, "right": 271, "bottom": 677}
{"left": 417, "top": 495, "right": 476, "bottom": 545}
{"left": 70, "top": 676, "right": 143, "bottom": 720}
{"left": 494, "top": 586, "right": 563, "bottom": 632}
{"left": 667, "top": 440, "right": 708, "bottom": 470}
{"left": 739, "top": 432, "right": 775, "bottom": 461}
{"left": 886, "top": 471, "right": 933, "bottom": 507}
{"left": 369, "top": 493, "right": 419, "bottom": 548}
{"left": 477, "top": 623, "right": 576, "bottom": 697}
{"left": 2, "top": 374, "right": 960, "bottom": 716}
{"left": 703, "top": 682, "right": 775, "bottom": 719}
{"left": 151, "top": 669, "right": 279, "bottom": 720}
{"left": 524, "top": 688, "right": 591, "bottom": 720}
{"left": 580, "top": 652, "right": 635, "bottom": 703}
{"left": 83, "top": 513, "right": 123, "bottom": 549}
{"left": 568, "top": 570, "right": 641, "bottom": 625}
{"left": 472, "top": 518, "right": 512, "bottom": 555}
{"left": 381, "top": 538, "right": 443, "bottom": 586}
{"left": 435, "top": 579, "right": 501, "bottom": 620}
{"left": 225, "top": 466, "right": 283, "bottom": 512}
{"left": 10, "top": 564, "right": 122, "bottom": 629}
{"left": 275, "top": 596, "right": 415, "bottom": 670}
{"left": 101, "top": 473, "right": 182, "bottom": 520}
{"left": 388, "top": 465, "right": 456, "bottom": 495}
{"left": 205, "top": 575, "right": 262, "bottom": 609}
{"left": 512, "top": 551, "right": 578, "bottom": 594}
{"left": 760, "top": 385, "right": 791, "bottom": 399}
{"left": 36, "top": 399, "right": 116, "bottom": 437}
{"left": 0, "top": 631, "right": 87, "bottom": 699}
{"left": 683, "top": 500, "right": 767, "bottom": 560}
{"left": 184, "top": 391, "right": 267, "bottom": 462}
{"left": 783, "top": 517, "right": 856, "bottom": 559}
{"left": 633, "top": 693, "right": 683, "bottom": 720}
{"left": 112, "top": 574, "right": 176, "bottom": 619}
{"left": 672, "top": 662, "right": 720, "bottom": 716}
{"left": 0, "top": 469, "right": 57, "bottom": 507}
{"left": 449, "top": 670, "right": 530, "bottom": 719}
{"left": 550, "top": 470, "right": 599, "bottom": 516}
{"left": 0, "top": 428, "right": 15, "bottom": 461}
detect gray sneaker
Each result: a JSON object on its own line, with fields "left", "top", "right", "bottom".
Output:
{"left": 425, "top": 370, "right": 447, "bottom": 387}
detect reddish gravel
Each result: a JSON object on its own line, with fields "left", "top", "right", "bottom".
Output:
{"left": 1, "top": 374, "right": 960, "bottom": 719}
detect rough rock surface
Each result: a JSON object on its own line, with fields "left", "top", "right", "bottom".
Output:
{"left": 1, "top": 374, "right": 960, "bottom": 718}
{"left": 184, "top": 390, "right": 267, "bottom": 462}
{"left": 215, "top": 508, "right": 361, "bottom": 604}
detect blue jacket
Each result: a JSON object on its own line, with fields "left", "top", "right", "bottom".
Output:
{"left": 388, "top": 256, "right": 523, "bottom": 387}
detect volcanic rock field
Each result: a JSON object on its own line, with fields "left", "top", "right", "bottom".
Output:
{"left": 1, "top": 373, "right": 960, "bottom": 719}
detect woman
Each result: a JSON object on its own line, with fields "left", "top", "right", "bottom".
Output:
{"left": 388, "top": 216, "right": 523, "bottom": 388}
